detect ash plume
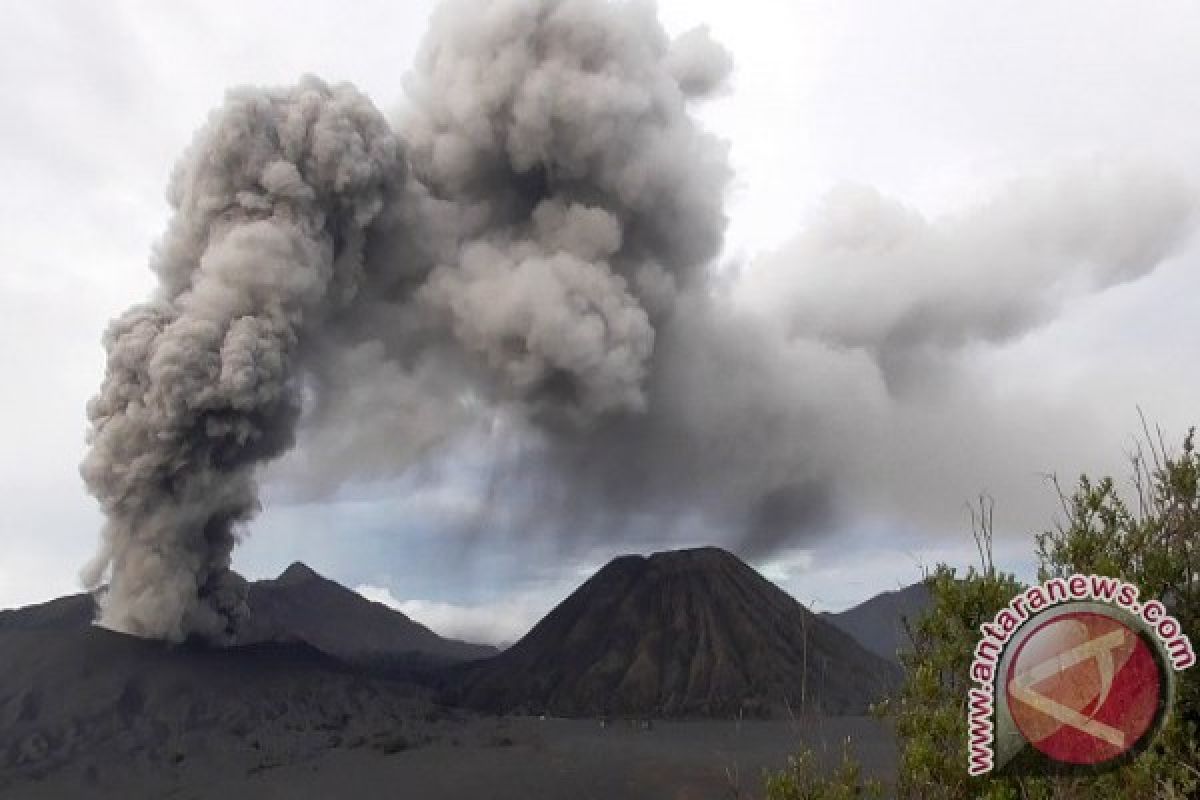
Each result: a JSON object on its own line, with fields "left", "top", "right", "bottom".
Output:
{"left": 81, "top": 0, "right": 1197, "bottom": 643}
{"left": 737, "top": 161, "right": 1197, "bottom": 390}
{"left": 81, "top": 78, "right": 401, "bottom": 641}
{"left": 81, "top": 0, "right": 732, "bottom": 641}
{"left": 371, "top": 162, "right": 1195, "bottom": 564}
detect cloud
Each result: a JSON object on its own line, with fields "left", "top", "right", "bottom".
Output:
{"left": 357, "top": 583, "right": 566, "bottom": 647}
{"left": 716, "top": 158, "right": 1198, "bottom": 538}
{"left": 754, "top": 548, "right": 816, "bottom": 585}
{"left": 737, "top": 159, "right": 1196, "bottom": 379}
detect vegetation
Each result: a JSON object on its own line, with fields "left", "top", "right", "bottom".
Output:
{"left": 892, "top": 552, "right": 1024, "bottom": 798}
{"left": 1037, "top": 425, "right": 1199, "bottom": 745}
{"left": 764, "top": 424, "right": 1200, "bottom": 799}
{"left": 763, "top": 739, "right": 883, "bottom": 800}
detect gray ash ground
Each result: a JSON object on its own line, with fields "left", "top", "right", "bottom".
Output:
{"left": 6, "top": 710, "right": 895, "bottom": 800}
{"left": 0, "top": 556, "right": 902, "bottom": 798}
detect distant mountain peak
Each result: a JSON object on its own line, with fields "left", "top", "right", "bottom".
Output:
{"left": 821, "top": 582, "right": 931, "bottom": 664}
{"left": 244, "top": 562, "right": 497, "bottom": 666}
{"left": 275, "top": 561, "right": 321, "bottom": 585}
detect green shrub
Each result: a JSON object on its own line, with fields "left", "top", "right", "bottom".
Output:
{"left": 763, "top": 739, "right": 883, "bottom": 800}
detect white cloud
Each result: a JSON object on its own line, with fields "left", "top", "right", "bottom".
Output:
{"left": 356, "top": 583, "right": 568, "bottom": 647}
{"left": 754, "top": 548, "right": 815, "bottom": 585}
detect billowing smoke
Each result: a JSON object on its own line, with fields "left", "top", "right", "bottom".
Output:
{"left": 81, "top": 79, "right": 402, "bottom": 641}
{"left": 370, "top": 158, "right": 1195, "bottom": 562}
{"left": 81, "top": 0, "right": 732, "bottom": 641}
{"left": 82, "top": 0, "right": 1197, "bottom": 643}
{"left": 397, "top": 0, "right": 731, "bottom": 424}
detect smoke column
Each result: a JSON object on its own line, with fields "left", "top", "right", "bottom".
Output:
{"left": 80, "top": 78, "right": 401, "bottom": 641}
{"left": 81, "top": 0, "right": 732, "bottom": 641}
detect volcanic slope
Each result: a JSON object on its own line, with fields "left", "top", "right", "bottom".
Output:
{"left": 822, "top": 582, "right": 931, "bottom": 664}
{"left": 239, "top": 562, "right": 496, "bottom": 668}
{"left": 452, "top": 547, "right": 902, "bottom": 717}
{"left": 0, "top": 563, "right": 496, "bottom": 794}
{"left": 0, "top": 611, "right": 424, "bottom": 794}
{"left": 0, "top": 563, "right": 494, "bottom": 677}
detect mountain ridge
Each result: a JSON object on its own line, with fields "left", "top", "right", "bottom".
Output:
{"left": 821, "top": 582, "right": 931, "bottom": 664}
{"left": 239, "top": 562, "right": 497, "bottom": 667}
{"left": 0, "top": 563, "right": 497, "bottom": 668}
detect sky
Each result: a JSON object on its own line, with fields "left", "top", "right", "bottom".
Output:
{"left": 2, "top": 0, "right": 1199, "bottom": 646}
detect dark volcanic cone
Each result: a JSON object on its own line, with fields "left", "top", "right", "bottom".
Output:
{"left": 449, "top": 547, "right": 901, "bottom": 717}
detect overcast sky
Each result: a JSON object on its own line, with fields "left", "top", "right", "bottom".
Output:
{"left": 3, "top": 0, "right": 1199, "bottom": 645}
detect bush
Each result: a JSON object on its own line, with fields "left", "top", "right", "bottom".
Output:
{"left": 891, "top": 559, "right": 1024, "bottom": 800}
{"left": 763, "top": 739, "right": 883, "bottom": 800}
{"left": 887, "top": 427, "right": 1200, "bottom": 799}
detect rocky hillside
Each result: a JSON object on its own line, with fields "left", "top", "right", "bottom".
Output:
{"left": 450, "top": 547, "right": 902, "bottom": 717}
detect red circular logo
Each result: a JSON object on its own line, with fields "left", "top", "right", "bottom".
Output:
{"left": 1005, "top": 611, "right": 1162, "bottom": 765}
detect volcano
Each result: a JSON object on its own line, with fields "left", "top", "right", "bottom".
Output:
{"left": 449, "top": 547, "right": 901, "bottom": 717}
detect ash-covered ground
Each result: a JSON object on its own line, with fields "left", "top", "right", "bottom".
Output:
{"left": 7, "top": 708, "right": 895, "bottom": 800}
{"left": 0, "top": 556, "right": 902, "bottom": 799}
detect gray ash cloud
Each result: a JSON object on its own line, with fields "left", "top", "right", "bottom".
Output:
{"left": 81, "top": 0, "right": 734, "bottom": 641}
{"left": 80, "top": 0, "right": 1196, "bottom": 643}
{"left": 81, "top": 78, "right": 401, "bottom": 641}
